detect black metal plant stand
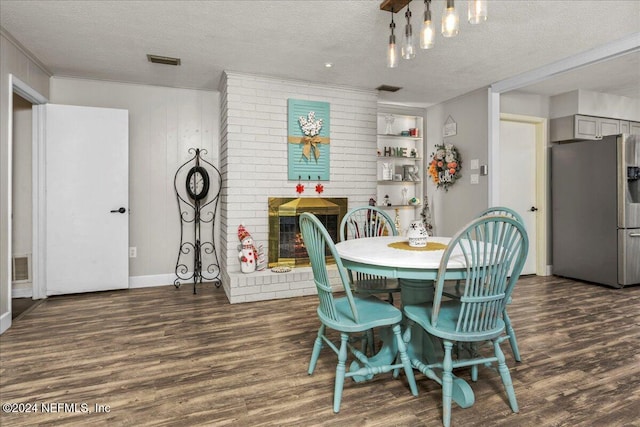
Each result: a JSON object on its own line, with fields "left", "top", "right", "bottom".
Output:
{"left": 174, "top": 148, "right": 222, "bottom": 293}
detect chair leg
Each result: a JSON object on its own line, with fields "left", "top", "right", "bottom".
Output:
{"left": 392, "top": 324, "right": 418, "bottom": 396}
{"left": 470, "top": 343, "right": 478, "bottom": 382}
{"left": 503, "top": 309, "right": 521, "bottom": 362}
{"left": 494, "top": 339, "right": 519, "bottom": 413}
{"left": 394, "top": 321, "right": 413, "bottom": 379}
{"left": 442, "top": 341, "right": 454, "bottom": 427}
{"left": 308, "top": 324, "right": 325, "bottom": 375}
{"left": 333, "top": 333, "right": 349, "bottom": 413}
{"left": 366, "top": 328, "right": 376, "bottom": 355}
{"left": 470, "top": 365, "right": 478, "bottom": 382}
{"left": 388, "top": 292, "right": 394, "bottom": 305}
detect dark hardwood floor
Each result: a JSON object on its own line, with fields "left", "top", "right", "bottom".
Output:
{"left": 1, "top": 276, "right": 638, "bottom": 426}
{"left": 10, "top": 298, "right": 41, "bottom": 320}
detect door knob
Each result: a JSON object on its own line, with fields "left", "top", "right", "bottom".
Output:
{"left": 529, "top": 206, "right": 538, "bottom": 212}
{"left": 110, "top": 207, "right": 126, "bottom": 214}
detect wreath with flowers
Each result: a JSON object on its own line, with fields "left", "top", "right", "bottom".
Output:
{"left": 428, "top": 143, "right": 462, "bottom": 191}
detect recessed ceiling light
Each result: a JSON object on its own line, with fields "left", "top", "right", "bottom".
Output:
{"left": 324, "top": 62, "right": 334, "bottom": 68}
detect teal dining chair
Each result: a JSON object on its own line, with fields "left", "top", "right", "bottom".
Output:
{"left": 478, "top": 206, "right": 524, "bottom": 225}
{"left": 403, "top": 216, "right": 528, "bottom": 427}
{"left": 300, "top": 212, "right": 418, "bottom": 413}
{"left": 339, "top": 206, "right": 401, "bottom": 304}
{"left": 444, "top": 206, "right": 525, "bottom": 362}
{"left": 477, "top": 207, "right": 525, "bottom": 362}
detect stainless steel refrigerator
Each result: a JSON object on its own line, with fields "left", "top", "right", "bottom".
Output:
{"left": 552, "top": 134, "right": 640, "bottom": 288}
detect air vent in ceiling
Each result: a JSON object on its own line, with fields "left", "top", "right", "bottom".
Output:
{"left": 376, "top": 85, "right": 402, "bottom": 92}
{"left": 147, "top": 54, "right": 181, "bottom": 66}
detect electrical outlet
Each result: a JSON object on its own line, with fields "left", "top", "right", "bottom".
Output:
{"left": 129, "top": 247, "right": 137, "bottom": 258}
{"left": 470, "top": 174, "right": 479, "bottom": 185}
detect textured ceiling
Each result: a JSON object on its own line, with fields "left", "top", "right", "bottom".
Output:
{"left": 1, "top": 0, "right": 639, "bottom": 105}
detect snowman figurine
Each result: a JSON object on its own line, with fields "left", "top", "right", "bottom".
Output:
{"left": 237, "top": 224, "right": 257, "bottom": 273}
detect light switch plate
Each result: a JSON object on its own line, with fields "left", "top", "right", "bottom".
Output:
{"left": 470, "top": 159, "right": 479, "bottom": 170}
{"left": 470, "top": 174, "right": 479, "bottom": 184}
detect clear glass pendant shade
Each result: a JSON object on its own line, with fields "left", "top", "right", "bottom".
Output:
{"left": 401, "top": 8, "right": 416, "bottom": 59}
{"left": 388, "top": 36, "right": 399, "bottom": 68}
{"left": 468, "top": 0, "right": 487, "bottom": 24}
{"left": 442, "top": 0, "right": 459, "bottom": 37}
{"left": 420, "top": 2, "right": 434, "bottom": 49}
{"left": 387, "top": 12, "right": 399, "bottom": 68}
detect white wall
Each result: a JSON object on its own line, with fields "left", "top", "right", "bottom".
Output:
{"left": 50, "top": 78, "right": 218, "bottom": 284}
{"left": 11, "top": 94, "right": 32, "bottom": 255}
{"left": 11, "top": 94, "right": 32, "bottom": 297}
{"left": 219, "top": 72, "right": 378, "bottom": 303}
{"left": 501, "top": 92, "right": 550, "bottom": 118}
{"left": 1, "top": 31, "right": 50, "bottom": 333}
{"left": 550, "top": 89, "right": 640, "bottom": 120}
{"left": 426, "top": 88, "right": 490, "bottom": 237}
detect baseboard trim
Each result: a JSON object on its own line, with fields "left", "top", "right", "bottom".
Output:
{"left": 0, "top": 312, "right": 11, "bottom": 334}
{"left": 128, "top": 274, "right": 179, "bottom": 289}
{"left": 11, "top": 287, "right": 33, "bottom": 299}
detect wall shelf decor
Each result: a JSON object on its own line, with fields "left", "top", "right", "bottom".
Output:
{"left": 376, "top": 112, "right": 424, "bottom": 231}
{"left": 443, "top": 115, "right": 457, "bottom": 137}
{"left": 173, "top": 148, "right": 222, "bottom": 293}
{"left": 428, "top": 143, "right": 462, "bottom": 191}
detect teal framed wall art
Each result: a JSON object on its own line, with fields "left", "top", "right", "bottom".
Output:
{"left": 287, "top": 99, "right": 330, "bottom": 181}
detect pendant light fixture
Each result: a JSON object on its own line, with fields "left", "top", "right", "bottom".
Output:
{"left": 387, "top": 9, "right": 399, "bottom": 68}
{"left": 380, "top": 0, "right": 487, "bottom": 66}
{"left": 468, "top": 0, "right": 487, "bottom": 24}
{"left": 401, "top": 2, "right": 416, "bottom": 59}
{"left": 441, "top": 0, "right": 459, "bottom": 38}
{"left": 420, "top": 0, "right": 435, "bottom": 49}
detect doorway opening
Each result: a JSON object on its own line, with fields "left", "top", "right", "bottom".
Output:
{"left": 11, "top": 92, "right": 35, "bottom": 312}
{"left": 499, "top": 113, "right": 549, "bottom": 276}
{"left": 9, "top": 75, "right": 48, "bottom": 314}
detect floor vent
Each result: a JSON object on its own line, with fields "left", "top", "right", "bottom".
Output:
{"left": 12, "top": 254, "right": 31, "bottom": 283}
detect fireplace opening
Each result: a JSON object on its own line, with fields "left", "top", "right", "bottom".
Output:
{"left": 268, "top": 197, "right": 348, "bottom": 267}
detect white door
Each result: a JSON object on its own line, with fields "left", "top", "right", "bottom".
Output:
{"left": 45, "top": 104, "right": 129, "bottom": 295}
{"left": 499, "top": 119, "right": 537, "bottom": 275}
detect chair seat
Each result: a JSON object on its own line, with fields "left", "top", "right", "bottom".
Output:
{"left": 404, "top": 300, "right": 506, "bottom": 343}
{"left": 319, "top": 295, "right": 403, "bottom": 333}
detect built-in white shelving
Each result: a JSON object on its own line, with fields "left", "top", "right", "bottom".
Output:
{"left": 376, "top": 112, "right": 424, "bottom": 232}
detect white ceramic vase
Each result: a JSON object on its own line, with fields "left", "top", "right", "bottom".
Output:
{"left": 407, "top": 220, "right": 428, "bottom": 247}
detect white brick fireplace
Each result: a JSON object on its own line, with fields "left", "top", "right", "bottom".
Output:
{"left": 218, "top": 72, "right": 378, "bottom": 303}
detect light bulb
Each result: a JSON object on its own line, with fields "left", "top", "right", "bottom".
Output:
{"left": 388, "top": 37, "right": 399, "bottom": 68}
{"left": 442, "top": 0, "right": 459, "bottom": 38}
{"left": 387, "top": 12, "right": 399, "bottom": 68}
{"left": 468, "top": 0, "right": 487, "bottom": 24}
{"left": 420, "top": 1, "right": 434, "bottom": 49}
{"left": 420, "top": 20, "right": 435, "bottom": 49}
{"left": 401, "top": 7, "right": 416, "bottom": 59}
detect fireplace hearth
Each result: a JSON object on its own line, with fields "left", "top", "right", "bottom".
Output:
{"left": 268, "top": 197, "right": 348, "bottom": 267}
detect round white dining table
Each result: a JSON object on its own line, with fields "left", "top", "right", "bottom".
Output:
{"left": 335, "top": 235, "right": 476, "bottom": 408}
{"left": 335, "top": 235, "right": 468, "bottom": 281}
